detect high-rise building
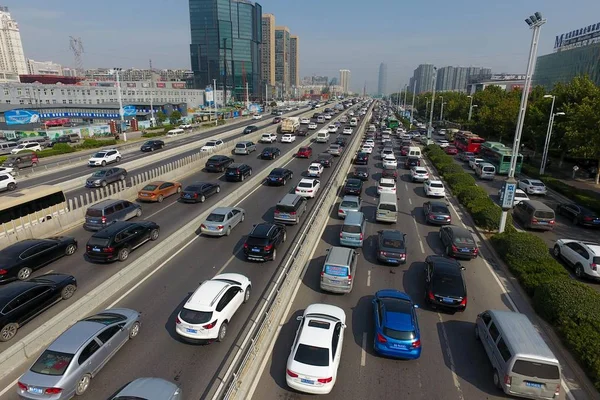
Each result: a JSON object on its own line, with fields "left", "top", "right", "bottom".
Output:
{"left": 289, "top": 35, "right": 299, "bottom": 88}
{"left": 339, "top": 69, "right": 350, "bottom": 94}
{"left": 311, "top": 75, "right": 328, "bottom": 85}
{"left": 274, "top": 26, "right": 290, "bottom": 96}
{"left": 412, "top": 64, "right": 435, "bottom": 94}
{"left": 0, "top": 7, "right": 27, "bottom": 75}
{"left": 378, "top": 63, "right": 387, "bottom": 96}
{"left": 433, "top": 65, "right": 492, "bottom": 92}
{"left": 261, "top": 13, "right": 276, "bottom": 90}
{"left": 26, "top": 60, "right": 63, "bottom": 76}
{"left": 189, "top": 0, "right": 263, "bottom": 99}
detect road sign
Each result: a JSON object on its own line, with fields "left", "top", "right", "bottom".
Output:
{"left": 500, "top": 182, "right": 517, "bottom": 210}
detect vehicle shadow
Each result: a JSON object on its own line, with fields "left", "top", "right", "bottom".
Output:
{"left": 232, "top": 236, "right": 248, "bottom": 261}
{"left": 262, "top": 206, "right": 275, "bottom": 223}
{"left": 352, "top": 295, "right": 376, "bottom": 357}
{"left": 268, "top": 309, "right": 303, "bottom": 391}
{"left": 301, "top": 254, "right": 329, "bottom": 294}
{"left": 320, "top": 224, "right": 341, "bottom": 247}
{"left": 362, "top": 234, "right": 379, "bottom": 264}
{"left": 164, "top": 293, "right": 196, "bottom": 344}
{"left": 365, "top": 186, "right": 379, "bottom": 198}
{"left": 424, "top": 231, "right": 443, "bottom": 255}
{"left": 402, "top": 261, "right": 426, "bottom": 306}
{"left": 412, "top": 206, "right": 427, "bottom": 226}
{"left": 413, "top": 186, "right": 425, "bottom": 198}
{"left": 361, "top": 205, "right": 377, "bottom": 223}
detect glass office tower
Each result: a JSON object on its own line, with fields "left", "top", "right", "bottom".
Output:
{"left": 533, "top": 42, "right": 600, "bottom": 90}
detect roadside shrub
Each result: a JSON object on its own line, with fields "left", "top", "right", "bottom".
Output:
{"left": 439, "top": 163, "right": 464, "bottom": 177}
{"left": 75, "top": 139, "right": 117, "bottom": 149}
{"left": 491, "top": 231, "right": 551, "bottom": 264}
{"left": 456, "top": 186, "right": 489, "bottom": 209}
{"left": 471, "top": 201, "right": 506, "bottom": 232}
{"left": 36, "top": 144, "right": 76, "bottom": 158}
{"left": 142, "top": 131, "right": 166, "bottom": 138}
{"left": 445, "top": 172, "right": 476, "bottom": 188}
{"left": 0, "top": 156, "right": 6, "bottom": 164}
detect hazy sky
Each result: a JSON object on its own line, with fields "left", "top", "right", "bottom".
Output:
{"left": 8, "top": 0, "right": 600, "bottom": 92}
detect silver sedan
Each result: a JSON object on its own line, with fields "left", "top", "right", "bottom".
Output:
{"left": 112, "top": 377, "right": 182, "bottom": 400}
{"left": 200, "top": 206, "right": 246, "bottom": 236}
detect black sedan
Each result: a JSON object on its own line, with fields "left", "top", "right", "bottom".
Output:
{"left": 439, "top": 225, "right": 478, "bottom": 259}
{"left": 140, "top": 140, "right": 165, "bottom": 152}
{"left": 334, "top": 137, "right": 347, "bottom": 147}
{"left": 424, "top": 255, "right": 467, "bottom": 313}
{"left": 423, "top": 201, "right": 452, "bottom": 225}
{"left": 180, "top": 182, "right": 221, "bottom": 203}
{"left": 355, "top": 152, "right": 369, "bottom": 165}
{"left": 85, "top": 167, "right": 127, "bottom": 188}
{"left": 243, "top": 223, "right": 287, "bottom": 262}
{"left": 261, "top": 147, "right": 281, "bottom": 160}
{"left": 376, "top": 230, "right": 407, "bottom": 265}
{"left": 205, "top": 155, "right": 234, "bottom": 172}
{"left": 353, "top": 167, "right": 370, "bottom": 181}
{"left": 297, "top": 127, "right": 309, "bottom": 136}
{"left": 556, "top": 203, "right": 600, "bottom": 227}
{"left": 404, "top": 157, "right": 420, "bottom": 169}
{"left": 266, "top": 168, "right": 293, "bottom": 186}
{"left": 317, "top": 153, "right": 334, "bottom": 168}
{"left": 0, "top": 274, "right": 77, "bottom": 341}
{"left": 243, "top": 125, "right": 259, "bottom": 134}
{"left": 343, "top": 178, "right": 363, "bottom": 196}
{"left": 0, "top": 237, "right": 78, "bottom": 283}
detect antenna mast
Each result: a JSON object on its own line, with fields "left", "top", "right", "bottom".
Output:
{"left": 69, "top": 36, "right": 84, "bottom": 76}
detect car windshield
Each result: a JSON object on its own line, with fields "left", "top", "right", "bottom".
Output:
{"left": 30, "top": 350, "right": 74, "bottom": 376}
{"left": 430, "top": 182, "right": 444, "bottom": 188}
{"left": 454, "top": 235, "right": 475, "bottom": 245}
{"left": 512, "top": 360, "right": 560, "bottom": 380}
{"left": 433, "top": 273, "right": 464, "bottom": 297}
{"left": 534, "top": 211, "right": 555, "bottom": 219}
{"left": 92, "top": 170, "right": 107, "bottom": 177}
{"left": 206, "top": 213, "right": 226, "bottom": 222}
{"left": 185, "top": 185, "right": 202, "bottom": 192}
{"left": 246, "top": 236, "right": 269, "bottom": 246}
{"left": 383, "top": 328, "right": 416, "bottom": 341}
{"left": 294, "top": 344, "right": 330, "bottom": 367}
{"left": 309, "top": 165, "right": 320, "bottom": 170}
{"left": 142, "top": 184, "right": 158, "bottom": 191}
{"left": 270, "top": 169, "right": 284, "bottom": 175}
{"left": 298, "top": 182, "right": 313, "bottom": 188}
{"left": 179, "top": 308, "right": 212, "bottom": 324}
{"left": 379, "top": 204, "right": 396, "bottom": 212}
{"left": 530, "top": 181, "right": 545, "bottom": 187}
{"left": 93, "top": 152, "right": 107, "bottom": 158}
{"left": 143, "top": 141, "right": 154, "bottom": 146}
{"left": 341, "top": 200, "right": 359, "bottom": 208}
{"left": 431, "top": 205, "right": 449, "bottom": 214}
{"left": 342, "top": 225, "right": 361, "bottom": 234}
{"left": 382, "top": 238, "right": 404, "bottom": 249}
{"left": 346, "top": 180, "right": 360, "bottom": 187}
{"left": 515, "top": 192, "right": 528, "bottom": 198}
{"left": 380, "top": 181, "right": 395, "bottom": 188}
{"left": 205, "top": 141, "right": 216, "bottom": 147}
{"left": 235, "top": 143, "right": 246, "bottom": 148}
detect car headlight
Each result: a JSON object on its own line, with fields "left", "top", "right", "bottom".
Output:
{"left": 94, "top": 180, "right": 101, "bottom": 183}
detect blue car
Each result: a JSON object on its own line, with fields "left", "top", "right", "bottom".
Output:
{"left": 372, "top": 289, "right": 421, "bottom": 359}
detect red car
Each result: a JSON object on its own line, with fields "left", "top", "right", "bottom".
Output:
{"left": 272, "top": 117, "right": 282, "bottom": 124}
{"left": 400, "top": 146, "right": 410, "bottom": 156}
{"left": 296, "top": 147, "right": 313, "bottom": 158}
{"left": 445, "top": 146, "right": 458, "bottom": 155}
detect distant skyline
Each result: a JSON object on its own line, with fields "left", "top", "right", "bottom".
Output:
{"left": 6, "top": 0, "right": 600, "bottom": 92}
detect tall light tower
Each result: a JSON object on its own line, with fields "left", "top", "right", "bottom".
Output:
{"left": 69, "top": 36, "right": 84, "bottom": 76}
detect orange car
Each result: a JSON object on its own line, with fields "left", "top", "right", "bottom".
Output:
{"left": 137, "top": 181, "right": 182, "bottom": 202}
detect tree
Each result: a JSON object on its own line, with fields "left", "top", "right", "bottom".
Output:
{"left": 269, "top": 101, "right": 277, "bottom": 107}
{"left": 169, "top": 110, "right": 182, "bottom": 125}
{"left": 156, "top": 111, "right": 167, "bottom": 124}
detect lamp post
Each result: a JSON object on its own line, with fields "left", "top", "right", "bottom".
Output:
{"left": 425, "top": 99, "right": 430, "bottom": 119}
{"left": 467, "top": 95, "right": 476, "bottom": 121}
{"left": 213, "top": 78, "right": 218, "bottom": 126}
{"left": 409, "top": 79, "right": 416, "bottom": 125}
{"left": 540, "top": 94, "right": 565, "bottom": 175}
{"left": 428, "top": 67, "right": 438, "bottom": 139}
{"left": 440, "top": 101, "right": 447, "bottom": 123}
{"left": 499, "top": 12, "right": 546, "bottom": 233}
{"left": 113, "top": 67, "right": 127, "bottom": 142}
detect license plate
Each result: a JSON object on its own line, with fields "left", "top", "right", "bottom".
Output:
{"left": 28, "top": 387, "right": 43, "bottom": 395}
{"left": 251, "top": 248, "right": 260, "bottom": 252}
{"left": 186, "top": 328, "right": 198, "bottom": 334}
{"left": 208, "top": 226, "right": 217, "bottom": 230}
{"left": 460, "top": 248, "right": 470, "bottom": 253}
{"left": 301, "top": 379, "right": 314, "bottom": 385}
{"left": 525, "top": 382, "right": 542, "bottom": 388}
{"left": 436, "top": 216, "right": 445, "bottom": 220}
{"left": 270, "top": 177, "right": 277, "bottom": 180}
{"left": 329, "top": 279, "right": 342, "bottom": 284}
{"left": 184, "top": 194, "right": 191, "bottom": 198}
{"left": 92, "top": 248, "right": 101, "bottom": 252}
{"left": 278, "top": 214, "right": 290, "bottom": 219}
{"left": 537, "top": 221, "right": 548, "bottom": 224}
{"left": 388, "top": 259, "right": 397, "bottom": 263}
{"left": 391, "top": 344, "right": 407, "bottom": 350}
{"left": 442, "top": 297, "right": 454, "bottom": 303}
{"left": 594, "top": 220, "right": 600, "bottom": 224}
{"left": 228, "top": 172, "right": 235, "bottom": 175}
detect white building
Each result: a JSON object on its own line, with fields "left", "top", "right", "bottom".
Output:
{"left": 27, "top": 59, "right": 63, "bottom": 76}
{"left": 339, "top": 69, "right": 350, "bottom": 94}
{"left": 0, "top": 7, "right": 26, "bottom": 75}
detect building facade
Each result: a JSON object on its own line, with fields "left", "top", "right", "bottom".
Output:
{"left": 378, "top": 63, "right": 387, "bottom": 96}
{"left": 466, "top": 78, "right": 526, "bottom": 95}
{"left": 261, "top": 13, "right": 276, "bottom": 91}
{"left": 412, "top": 64, "right": 435, "bottom": 94}
{"left": 26, "top": 60, "right": 63, "bottom": 76}
{"left": 339, "top": 69, "right": 350, "bottom": 94}
{"left": 0, "top": 7, "right": 26, "bottom": 75}
{"left": 289, "top": 35, "right": 299, "bottom": 88}
{"left": 274, "top": 26, "right": 290, "bottom": 96}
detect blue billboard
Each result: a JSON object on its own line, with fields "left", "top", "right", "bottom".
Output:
{"left": 122, "top": 105, "right": 137, "bottom": 117}
{"left": 5, "top": 109, "right": 41, "bottom": 125}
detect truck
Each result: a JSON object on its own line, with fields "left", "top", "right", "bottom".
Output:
{"left": 279, "top": 117, "right": 300, "bottom": 134}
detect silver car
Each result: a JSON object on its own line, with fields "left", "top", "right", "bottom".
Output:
{"left": 112, "top": 378, "right": 182, "bottom": 400}
{"left": 338, "top": 195, "right": 362, "bottom": 219}
{"left": 328, "top": 144, "right": 342, "bottom": 156}
{"left": 200, "top": 206, "right": 246, "bottom": 236}
{"left": 17, "top": 308, "right": 141, "bottom": 399}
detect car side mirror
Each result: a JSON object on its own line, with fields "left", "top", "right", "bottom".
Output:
{"left": 460, "top": 266, "right": 466, "bottom": 271}
{"left": 413, "top": 304, "right": 419, "bottom": 309}
{"left": 342, "top": 324, "right": 347, "bottom": 329}
{"left": 296, "top": 316, "right": 303, "bottom": 321}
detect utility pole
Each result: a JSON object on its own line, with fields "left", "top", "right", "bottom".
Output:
{"left": 213, "top": 78, "right": 218, "bottom": 126}
{"left": 245, "top": 81, "right": 249, "bottom": 110}
{"left": 427, "top": 67, "right": 438, "bottom": 139}
{"left": 114, "top": 68, "right": 127, "bottom": 141}
{"left": 222, "top": 38, "right": 228, "bottom": 106}
{"left": 149, "top": 59, "right": 155, "bottom": 127}
{"left": 410, "top": 79, "right": 416, "bottom": 125}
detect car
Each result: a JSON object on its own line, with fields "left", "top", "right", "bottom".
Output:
{"left": 137, "top": 181, "right": 182, "bottom": 203}
{"left": 334, "top": 137, "right": 347, "bottom": 147}
{"left": 327, "top": 125, "right": 338, "bottom": 133}
{"left": 0, "top": 238, "right": 78, "bottom": 283}
{"left": 353, "top": 166, "right": 369, "bottom": 181}
{"left": 469, "top": 157, "right": 484, "bottom": 169}
{"left": 179, "top": 124, "right": 192, "bottom": 129}
{"left": 0, "top": 172, "right": 17, "bottom": 191}
{"left": 338, "top": 195, "right": 362, "bottom": 219}
{"left": 518, "top": 179, "right": 548, "bottom": 195}
{"left": 0, "top": 166, "right": 14, "bottom": 175}
{"left": 261, "top": 147, "right": 281, "bottom": 160}
{"left": 111, "top": 378, "right": 182, "bottom": 400}
{"left": 297, "top": 126, "right": 309, "bottom": 136}
{"left": 267, "top": 168, "right": 293, "bottom": 185}
{"left": 364, "top": 139, "right": 375, "bottom": 147}
{"left": 180, "top": 182, "right": 221, "bottom": 203}
{"left": 424, "top": 179, "right": 446, "bottom": 197}
{"left": 140, "top": 140, "right": 165, "bottom": 152}
{"left": 376, "top": 230, "right": 407, "bottom": 265}
{"left": 252, "top": 113, "right": 263, "bottom": 120}
{"left": 328, "top": 144, "right": 343, "bottom": 156}
{"left": 307, "top": 162, "right": 324, "bottom": 177}
{"left": 308, "top": 122, "right": 318, "bottom": 130}
{"left": 355, "top": 152, "right": 369, "bottom": 165}
{"left": 342, "top": 127, "right": 353, "bottom": 135}
{"left": 377, "top": 177, "right": 397, "bottom": 195}
{"left": 382, "top": 154, "right": 397, "bottom": 168}
{"left": 424, "top": 255, "right": 467, "bottom": 313}
{"left": 243, "top": 125, "right": 259, "bottom": 134}
{"left": 439, "top": 225, "right": 479, "bottom": 259}
{"left": 272, "top": 117, "right": 282, "bottom": 124}
{"left": 88, "top": 149, "right": 121, "bottom": 167}
{"left": 360, "top": 145, "right": 372, "bottom": 154}
{"left": 234, "top": 141, "right": 256, "bottom": 155}
{"left": 553, "top": 239, "right": 600, "bottom": 279}
{"left": 85, "top": 221, "right": 160, "bottom": 262}
{"left": 285, "top": 304, "right": 346, "bottom": 395}
{"left": 324, "top": 114, "right": 332, "bottom": 120}
{"left": 11, "top": 143, "right": 42, "bottom": 154}
{"left": 459, "top": 151, "right": 475, "bottom": 162}
{"left": 200, "top": 139, "right": 225, "bottom": 152}
{"left": 300, "top": 118, "right": 310, "bottom": 124}
{"left": 381, "top": 147, "right": 394, "bottom": 159}
{"left": 405, "top": 156, "right": 421, "bottom": 169}
{"left": 225, "top": 163, "right": 252, "bottom": 181}
{"left": 410, "top": 166, "right": 429, "bottom": 182}
{"left": 85, "top": 167, "right": 127, "bottom": 188}
{"left": 498, "top": 188, "right": 529, "bottom": 206}
{"left": 296, "top": 146, "right": 313, "bottom": 158}
{"left": 317, "top": 153, "right": 334, "bottom": 168}
{"left": 281, "top": 133, "right": 296, "bottom": 143}
{"left": 0, "top": 274, "right": 77, "bottom": 342}
{"left": 400, "top": 146, "right": 410, "bottom": 156}
{"left": 243, "top": 223, "right": 287, "bottom": 261}
{"left": 260, "top": 133, "right": 277, "bottom": 143}
{"left": 200, "top": 207, "right": 245, "bottom": 237}
{"left": 423, "top": 200, "right": 452, "bottom": 225}
{"left": 556, "top": 203, "right": 600, "bottom": 227}
{"left": 444, "top": 146, "right": 458, "bottom": 155}
{"left": 204, "top": 155, "right": 234, "bottom": 172}
{"left": 295, "top": 178, "right": 321, "bottom": 198}
{"left": 17, "top": 308, "right": 141, "bottom": 398}
{"left": 437, "top": 139, "right": 450, "bottom": 148}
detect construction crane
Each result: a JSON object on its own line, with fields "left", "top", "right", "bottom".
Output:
{"left": 69, "top": 36, "right": 84, "bottom": 76}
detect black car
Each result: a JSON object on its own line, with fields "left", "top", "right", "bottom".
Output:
{"left": 0, "top": 274, "right": 77, "bottom": 341}
{"left": 317, "top": 153, "right": 334, "bottom": 168}
{"left": 243, "top": 125, "right": 259, "bottom": 134}
{"left": 266, "top": 168, "right": 293, "bottom": 186}
{"left": 140, "top": 140, "right": 165, "bottom": 152}
{"left": 0, "top": 237, "right": 78, "bottom": 283}
{"left": 382, "top": 166, "right": 398, "bottom": 181}
{"left": 261, "top": 147, "right": 281, "bottom": 160}
{"left": 376, "top": 230, "right": 407, "bottom": 265}
{"left": 85, "top": 221, "right": 160, "bottom": 262}
{"left": 243, "top": 223, "right": 287, "bottom": 262}
{"left": 297, "top": 127, "right": 309, "bottom": 136}
{"left": 85, "top": 167, "right": 127, "bottom": 188}
{"left": 556, "top": 203, "right": 600, "bottom": 227}
{"left": 334, "top": 137, "right": 347, "bottom": 147}
{"left": 404, "top": 156, "right": 420, "bottom": 169}
{"left": 355, "top": 152, "right": 369, "bottom": 165}
{"left": 180, "top": 182, "right": 221, "bottom": 203}
{"left": 439, "top": 225, "right": 478, "bottom": 259}
{"left": 226, "top": 163, "right": 253, "bottom": 182}
{"left": 353, "top": 167, "right": 370, "bottom": 181}
{"left": 50, "top": 136, "right": 74, "bottom": 146}
{"left": 423, "top": 201, "right": 452, "bottom": 225}
{"left": 343, "top": 178, "right": 363, "bottom": 195}
{"left": 205, "top": 155, "right": 234, "bottom": 172}
{"left": 424, "top": 255, "right": 467, "bottom": 313}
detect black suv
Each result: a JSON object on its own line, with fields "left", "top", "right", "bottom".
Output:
{"left": 261, "top": 147, "right": 281, "bottom": 160}
{"left": 226, "top": 163, "right": 252, "bottom": 182}
{"left": 317, "top": 153, "right": 334, "bottom": 168}
{"left": 205, "top": 155, "right": 234, "bottom": 172}
{"left": 243, "top": 223, "right": 287, "bottom": 262}
{"left": 243, "top": 125, "right": 259, "bottom": 134}
{"left": 85, "top": 221, "right": 160, "bottom": 262}
{"left": 404, "top": 156, "right": 420, "bottom": 169}
{"left": 140, "top": 140, "right": 165, "bottom": 152}
{"left": 355, "top": 152, "right": 369, "bottom": 165}
{"left": 343, "top": 178, "right": 363, "bottom": 195}
{"left": 266, "top": 168, "right": 293, "bottom": 186}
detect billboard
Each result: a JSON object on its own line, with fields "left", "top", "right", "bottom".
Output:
{"left": 172, "top": 82, "right": 185, "bottom": 89}
{"left": 126, "top": 83, "right": 137, "bottom": 88}
{"left": 5, "top": 109, "right": 41, "bottom": 125}
{"left": 122, "top": 105, "right": 137, "bottom": 117}
{"left": 156, "top": 82, "right": 166, "bottom": 88}
{"left": 205, "top": 87, "right": 214, "bottom": 105}
{"left": 555, "top": 21, "right": 600, "bottom": 51}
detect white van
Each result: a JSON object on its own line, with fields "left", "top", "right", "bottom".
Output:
{"left": 408, "top": 146, "right": 422, "bottom": 158}
{"left": 316, "top": 130, "right": 330, "bottom": 143}
{"left": 349, "top": 118, "right": 358, "bottom": 127}
{"left": 476, "top": 163, "right": 496, "bottom": 180}
{"left": 167, "top": 128, "right": 185, "bottom": 137}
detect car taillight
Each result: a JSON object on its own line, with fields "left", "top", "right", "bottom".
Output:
{"left": 200, "top": 224, "right": 206, "bottom": 229}
{"left": 243, "top": 243, "right": 248, "bottom": 249}
{"left": 274, "top": 210, "right": 280, "bottom": 215}
{"left": 193, "top": 193, "right": 198, "bottom": 198}
{"left": 176, "top": 316, "right": 181, "bottom": 324}
{"left": 504, "top": 375, "right": 512, "bottom": 386}
{"left": 380, "top": 251, "right": 387, "bottom": 256}
{"left": 318, "top": 377, "right": 333, "bottom": 384}
{"left": 290, "top": 211, "right": 297, "bottom": 215}
{"left": 101, "top": 216, "right": 107, "bottom": 224}
{"left": 554, "top": 384, "right": 560, "bottom": 396}
{"left": 45, "top": 388, "right": 63, "bottom": 395}
{"left": 428, "top": 291, "right": 435, "bottom": 301}
{"left": 531, "top": 218, "right": 538, "bottom": 223}
{"left": 103, "top": 247, "right": 114, "bottom": 253}
{"left": 347, "top": 274, "right": 353, "bottom": 284}
{"left": 264, "top": 244, "right": 273, "bottom": 251}
{"left": 376, "top": 333, "right": 387, "bottom": 343}
{"left": 591, "top": 263, "right": 597, "bottom": 271}
{"left": 217, "top": 225, "right": 224, "bottom": 230}
{"left": 412, "top": 339, "right": 421, "bottom": 348}
{"left": 359, "top": 233, "right": 363, "bottom": 240}
{"left": 451, "top": 245, "right": 458, "bottom": 252}
{"left": 203, "top": 320, "right": 218, "bottom": 329}
{"left": 460, "top": 297, "right": 467, "bottom": 306}
{"left": 473, "top": 248, "right": 479, "bottom": 255}
{"left": 307, "top": 190, "right": 313, "bottom": 193}
{"left": 399, "top": 253, "right": 406, "bottom": 260}
{"left": 584, "top": 216, "right": 593, "bottom": 221}
{"left": 287, "top": 369, "right": 298, "bottom": 378}
{"left": 17, "top": 382, "right": 27, "bottom": 391}
{"left": 549, "top": 219, "right": 555, "bottom": 224}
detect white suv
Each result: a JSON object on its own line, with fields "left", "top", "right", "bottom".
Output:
{"left": 281, "top": 133, "right": 296, "bottom": 143}
{"left": 88, "top": 149, "right": 122, "bottom": 167}
{"left": 0, "top": 172, "right": 17, "bottom": 192}
{"left": 175, "top": 273, "right": 252, "bottom": 342}
{"left": 11, "top": 143, "right": 41, "bottom": 154}
{"left": 423, "top": 179, "right": 446, "bottom": 197}
{"left": 261, "top": 133, "right": 277, "bottom": 143}
{"left": 411, "top": 166, "right": 429, "bottom": 182}
{"left": 553, "top": 239, "right": 600, "bottom": 280}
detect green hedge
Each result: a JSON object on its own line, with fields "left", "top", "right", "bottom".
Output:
{"left": 0, "top": 156, "right": 6, "bottom": 164}
{"left": 142, "top": 131, "right": 166, "bottom": 138}
{"left": 76, "top": 139, "right": 117, "bottom": 149}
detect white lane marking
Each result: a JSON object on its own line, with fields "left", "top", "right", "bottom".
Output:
{"left": 144, "top": 199, "right": 179, "bottom": 220}
{"left": 404, "top": 183, "right": 408, "bottom": 191}
{"left": 437, "top": 313, "right": 465, "bottom": 400}
{"left": 408, "top": 198, "right": 412, "bottom": 205}
{"left": 361, "top": 332, "right": 367, "bottom": 367}
{"left": 234, "top": 157, "right": 295, "bottom": 208}
{"left": 214, "top": 251, "right": 241, "bottom": 276}
{"left": 419, "top": 240, "right": 425, "bottom": 254}
{"left": 366, "top": 270, "right": 371, "bottom": 287}
{"left": 0, "top": 379, "right": 18, "bottom": 397}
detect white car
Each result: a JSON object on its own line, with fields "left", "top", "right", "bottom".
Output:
{"left": 424, "top": 179, "right": 446, "bottom": 197}
{"left": 381, "top": 148, "right": 394, "bottom": 159}
{"left": 553, "top": 239, "right": 600, "bottom": 279}
{"left": 437, "top": 139, "right": 450, "bottom": 148}
{"left": 295, "top": 178, "right": 320, "bottom": 198}
{"left": 261, "top": 133, "right": 277, "bottom": 143}
{"left": 342, "top": 127, "right": 353, "bottom": 135}
{"left": 377, "top": 177, "right": 397, "bottom": 195}
{"left": 360, "top": 145, "right": 372, "bottom": 154}
{"left": 0, "top": 166, "right": 15, "bottom": 175}
{"left": 308, "top": 122, "right": 318, "bottom": 130}
{"left": 175, "top": 273, "right": 251, "bottom": 342}
{"left": 382, "top": 129, "right": 392, "bottom": 135}
{"left": 252, "top": 114, "right": 263, "bottom": 120}
{"left": 88, "top": 149, "right": 122, "bottom": 167}
{"left": 286, "top": 304, "right": 346, "bottom": 395}
{"left": 410, "top": 166, "right": 429, "bottom": 182}
{"left": 179, "top": 124, "right": 192, "bottom": 129}
{"left": 364, "top": 139, "right": 375, "bottom": 147}
{"left": 469, "top": 158, "right": 484, "bottom": 169}
{"left": 0, "top": 172, "right": 17, "bottom": 192}
{"left": 518, "top": 179, "right": 548, "bottom": 195}
{"left": 281, "top": 134, "right": 296, "bottom": 143}
{"left": 498, "top": 188, "right": 530, "bottom": 206}
{"left": 382, "top": 154, "right": 397, "bottom": 168}
{"left": 327, "top": 125, "right": 338, "bottom": 133}
{"left": 300, "top": 118, "right": 310, "bottom": 125}
{"left": 324, "top": 114, "right": 332, "bottom": 120}
{"left": 307, "top": 162, "right": 324, "bottom": 177}
{"left": 11, "top": 143, "right": 42, "bottom": 154}
{"left": 200, "top": 139, "right": 225, "bottom": 152}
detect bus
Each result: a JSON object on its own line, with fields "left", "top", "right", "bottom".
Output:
{"left": 454, "top": 131, "right": 486, "bottom": 153}
{"left": 479, "top": 142, "right": 523, "bottom": 175}
{"left": 387, "top": 117, "right": 400, "bottom": 129}
{"left": 0, "top": 185, "right": 68, "bottom": 233}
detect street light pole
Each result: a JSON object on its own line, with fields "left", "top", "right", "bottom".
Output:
{"left": 467, "top": 95, "right": 474, "bottom": 121}
{"left": 427, "top": 67, "right": 438, "bottom": 139}
{"left": 114, "top": 67, "right": 127, "bottom": 142}
{"left": 410, "top": 79, "right": 416, "bottom": 125}
{"left": 440, "top": 101, "right": 446, "bottom": 122}
{"left": 499, "top": 12, "right": 546, "bottom": 233}
{"left": 213, "top": 78, "right": 218, "bottom": 126}
{"left": 540, "top": 95, "right": 565, "bottom": 175}
{"left": 439, "top": 96, "right": 444, "bottom": 121}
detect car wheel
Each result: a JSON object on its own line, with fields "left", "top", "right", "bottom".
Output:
{"left": 65, "top": 243, "right": 77, "bottom": 256}
{"left": 0, "top": 323, "right": 18, "bottom": 342}
{"left": 216, "top": 186, "right": 221, "bottom": 193}
{"left": 101, "top": 160, "right": 106, "bottom": 167}
{"left": 150, "top": 229, "right": 160, "bottom": 241}
{"left": 157, "top": 195, "right": 164, "bottom": 203}
{"left": 575, "top": 264, "right": 584, "bottom": 278}
{"left": 283, "top": 179, "right": 287, "bottom": 185}
{"left": 271, "top": 249, "right": 277, "bottom": 261}
{"left": 135, "top": 208, "right": 142, "bottom": 217}
{"left": 61, "top": 284, "right": 77, "bottom": 300}
{"left": 75, "top": 374, "right": 92, "bottom": 396}
{"left": 225, "top": 227, "right": 231, "bottom": 236}
{"left": 290, "top": 173, "right": 294, "bottom": 179}
{"left": 129, "top": 321, "right": 140, "bottom": 339}
{"left": 17, "top": 267, "right": 32, "bottom": 281}
{"left": 283, "top": 231, "right": 287, "bottom": 242}
{"left": 217, "top": 322, "right": 228, "bottom": 342}
{"left": 249, "top": 169, "right": 252, "bottom": 176}
{"left": 116, "top": 156, "right": 122, "bottom": 162}
{"left": 553, "top": 245, "right": 561, "bottom": 258}
{"left": 32, "top": 162, "right": 38, "bottom": 167}
{"left": 244, "top": 286, "right": 251, "bottom": 303}
{"left": 200, "top": 195, "right": 206, "bottom": 203}
{"left": 7, "top": 183, "right": 16, "bottom": 191}
{"left": 101, "top": 180, "right": 107, "bottom": 187}
{"left": 118, "top": 248, "right": 130, "bottom": 261}
{"left": 493, "top": 370, "right": 502, "bottom": 390}
{"left": 241, "top": 175, "right": 245, "bottom": 181}
{"left": 120, "top": 174, "right": 126, "bottom": 181}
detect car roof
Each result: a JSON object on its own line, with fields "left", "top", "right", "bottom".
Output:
{"left": 117, "top": 378, "right": 179, "bottom": 399}
{"left": 0, "top": 239, "right": 47, "bottom": 258}
{"left": 379, "top": 230, "right": 405, "bottom": 240}
{"left": 0, "top": 280, "right": 51, "bottom": 306}
{"left": 186, "top": 279, "right": 231, "bottom": 311}
{"left": 380, "top": 177, "right": 395, "bottom": 184}
{"left": 341, "top": 195, "right": 360, "bottom": 202}
{"left": 299, "top": 178, "right": 317, "bottom": 184}
{"left": 48, "top": 320, "right": 107, "bottom": 354}
{"left": 446, "top": 225, "right": 472, "bottom": 238}
{"left": 428, "top": 255, "right": 462, "bottom": 273}
{"left": 91, "top": 221, "right": 135, "bottom": 237}
{"left": 251, "top": 223, "right": 276, "bottom": 237}
{"left": 428, "top": 200, "right": 449, "bottom": 209}
{"left": 210, "top": 207, "right": 236, "bottom": 215}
